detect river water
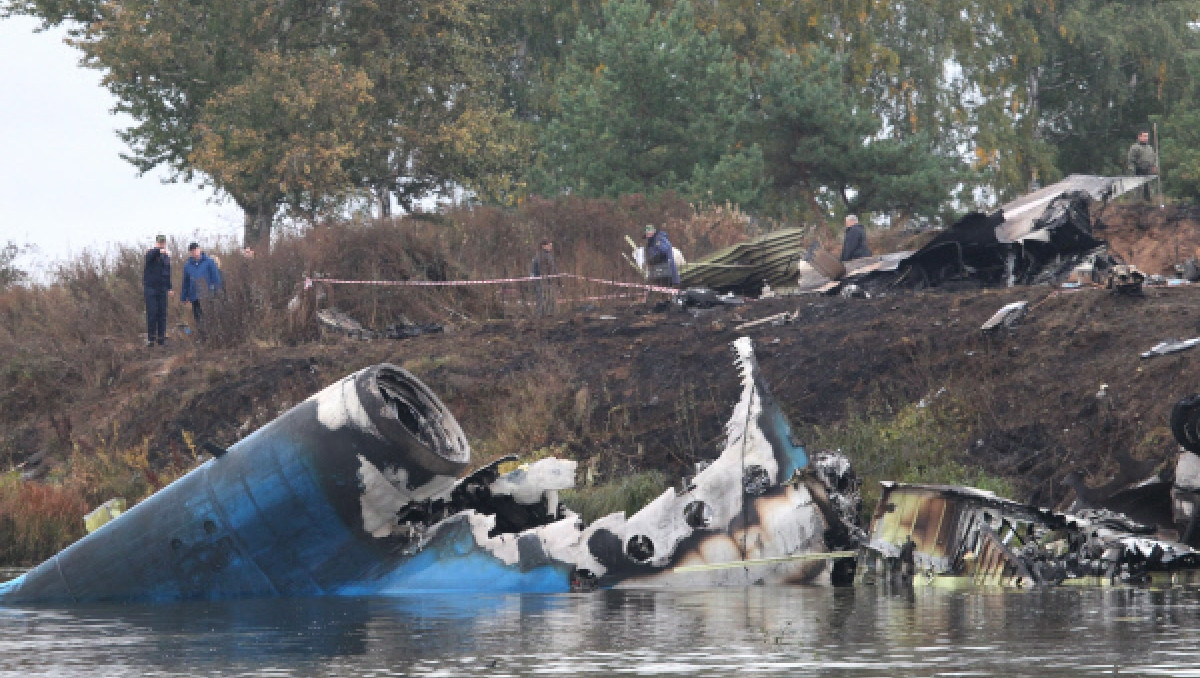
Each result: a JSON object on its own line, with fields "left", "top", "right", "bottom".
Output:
{"left": 3, "top": 578, "right": 1200, "bottom": 677}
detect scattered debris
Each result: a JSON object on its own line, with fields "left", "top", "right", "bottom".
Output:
{"left": 316, "top": 308, "right": 376, "bottom": 339}
{"left": 1140, "top": 337, "right": 1200, "bottom": 359}
{"left": 83, "top": 498, "right": 126, "bottom": 534}
{"left": 675, "top": 287, "right": 745, "bottom": 309}
{"left": 384, "top": 322, "right": 444, "bottom": 339}
{"left": 839, "top": 284, "right": 869, "bottom": 299}
{"left": 1106, "top": 264, "right": 1145, "bottom": 294}
{"left": 735, "top": 311, "right": 797, "bottom": 331}
{"left": 981, "top": 301, "right": 1029, "bottom": 333}
{"left": 318, "top": 310, "right": 444, "bottom": 341}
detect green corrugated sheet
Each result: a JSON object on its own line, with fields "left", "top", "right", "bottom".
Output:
{"left": 680, "top": 228, "right": 808, "bottom": 291}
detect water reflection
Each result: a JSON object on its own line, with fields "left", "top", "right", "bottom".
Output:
{"left": 3, "top": 587, "right": 1200, "bottom": 676}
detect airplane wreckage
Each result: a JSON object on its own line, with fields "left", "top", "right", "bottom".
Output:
{"left": 0, "top": 338, "right": 861, "bottom": 604}
{"left": 676, "top": 174, "right": 1160, "bottom": 295}
{"left": 4, "top": 334, "right": 1200, "bottom": 604}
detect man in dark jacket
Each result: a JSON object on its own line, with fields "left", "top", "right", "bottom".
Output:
{"left": 181, "top": 242, "right": 223, "bottom": 336}
{"left": 643, "top": 225, "right": 679, "bottom": 286}
{"left": 840, "top": 215, "right": 872, "bottom": 262}
{"left": 530, "top": 239, "right": 559, "bottom": 316}
{"left": 142, "top": 235, "right": 173, "bottom": 347}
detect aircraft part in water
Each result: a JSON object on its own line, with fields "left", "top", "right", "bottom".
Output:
{"left": 0, "top": 339, "right": 861, "bottom": 604}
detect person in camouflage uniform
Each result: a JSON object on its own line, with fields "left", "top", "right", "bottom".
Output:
{"left": 1127, "top": 130, "right": 1158, "bottom": 202}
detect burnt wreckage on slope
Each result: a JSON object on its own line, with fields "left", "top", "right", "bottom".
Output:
{"left": 871, "top": 175, "right": 1155, "bottom": 290}
{"left": 0, "top": 338, "right": 862, "bottom": 604}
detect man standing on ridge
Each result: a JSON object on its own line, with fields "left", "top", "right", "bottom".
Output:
{"left": 1127, "top": 130, "right": 1158, "bottom": 202}
{"left": 142, "top": 235, "right": 173, "bottom": 347}
{"left": 530, "top": 239, "right": 560, "bottom": 316}
{"left": 181, "top": 241, "right": 223, "bottom": 339}
{"left": 643, "top": 224, "right": 679, "bottom": 287}
{"left": 840, "top": 215, "right": 871, "bottom": 262}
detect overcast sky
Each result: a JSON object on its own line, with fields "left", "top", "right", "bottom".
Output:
{"left": 0, "top": 16, "right": 243, "bottom": 270}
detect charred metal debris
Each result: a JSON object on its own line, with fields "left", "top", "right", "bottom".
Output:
{"left": 814, "top": 175, "right": 1156, "bottom": 295}
{"left": 857, "top": 394, "right": 1200, "bottom": 589}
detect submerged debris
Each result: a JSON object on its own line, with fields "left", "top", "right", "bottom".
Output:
{"left": 857, "top": 482, "right": 1200, "bottom": 587}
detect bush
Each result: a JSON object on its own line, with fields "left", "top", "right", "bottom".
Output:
{"left": 805, "top": 397, "right": 1016, "bottom": 521}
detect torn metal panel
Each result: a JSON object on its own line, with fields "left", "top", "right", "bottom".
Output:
{"left": 1141, "top": 337, "right": 1200, "bottom": 359}
{"left": 897, "top": 175, "right": 1153, "bottom": 289}
{"left": 857, "top": 483, "right": 1200, "bottom": 588}
{"left": 981, "top": 301, "right": 1028, "bottom": 332}
{"left": 0, "top": 339, "right": 861, "bottom": 604}
{"left": 995, "top": 175, "right": 1154, "bottom": 244}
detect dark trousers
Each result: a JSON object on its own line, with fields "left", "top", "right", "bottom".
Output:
{"left": 535, "top": 281, "right": 557, "bottom": 316}
{"left": 144, "top": 286, "right": 168, "bottom": 343}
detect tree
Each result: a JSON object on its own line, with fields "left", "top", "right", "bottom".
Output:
{"left": 0, "top": 242, "right": 29, "bottom": 290}
{"left": 191, "top": 52, "right": 374, "bottom": 242}
{"left": 954, "top": 0, "right": 1200, "bottom": 197}
{"left": 755, "top": 47, "right": 962, "bottom": 220}
{"left": 534, "top": 0, "right": 765, "bottom": 207}
{"left": 8, "top": 0, "right": 522, "bottom": 244}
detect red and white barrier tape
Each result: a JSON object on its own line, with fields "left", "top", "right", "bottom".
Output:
{"left": 304, "top": 274, "right": 677, "bottom": 296}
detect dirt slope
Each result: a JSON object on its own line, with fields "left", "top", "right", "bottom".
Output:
{"left": 8, "top": 204, "right": 1200, "bottom": 513}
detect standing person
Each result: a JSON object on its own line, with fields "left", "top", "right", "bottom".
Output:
{"left": 643, "top": 224, "right": 679, "bottom": 287}
{"left": 1127, "top": 130, "right": 1159, "bottom": 202}
{"left": 181, "top": 242, "right": 223, "bottom": 338}
{"left": 142, "top": 235, "right": 173, "bottom": 347}
{"left": 530, "top": 239, "right": 559, "bottom": 316}
{"left": 840, "top": 215, "right": 871, "bottom": 262}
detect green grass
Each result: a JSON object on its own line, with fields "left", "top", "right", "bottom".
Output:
{"left": 805, "top": 397, "right": 1016, "bottom": 522}
{"left": 561, "top": 470, "right": 668, "bottom": 524}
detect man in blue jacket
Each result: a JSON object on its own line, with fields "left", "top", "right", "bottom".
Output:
{"left": 142, "top": 235, "right": 173, "bottom": 347}
{"left": 643, "top": 224, "right": 679, "bottom": 286}
{"left": 181, "top": 242, "right": 222, "bottom": 336}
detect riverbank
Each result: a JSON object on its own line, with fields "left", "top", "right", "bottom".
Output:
{"left": 4, "top": 199, "right": 1200, "bottom": 565}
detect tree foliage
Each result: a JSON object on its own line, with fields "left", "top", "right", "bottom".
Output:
{"left": 9, "top": 0, "right": 522, "bottom": 244}
{"left": 8, "top": 0, "right": 1200, "bottom": 230}
{"left": 534, "top": 0, "right": 764, "bottom": 207}
{"left": 756, "top": 47, "right": 961, "bottom": 220}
